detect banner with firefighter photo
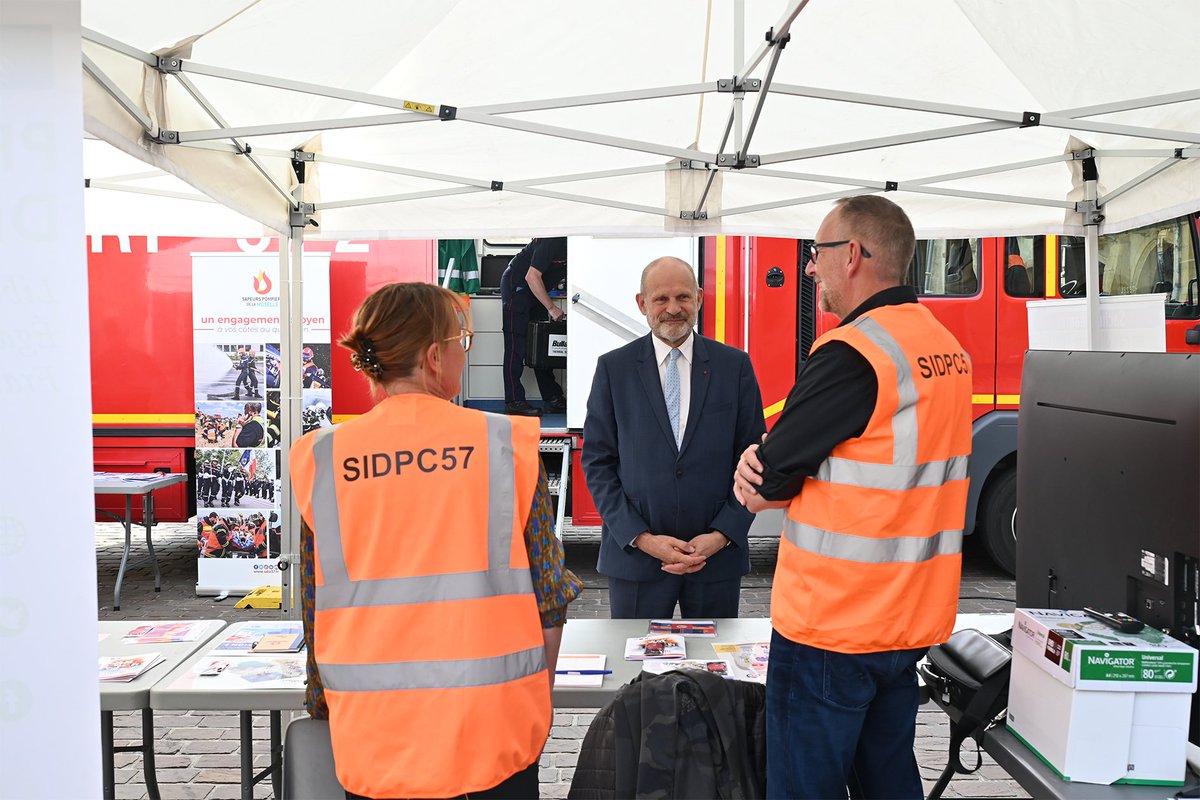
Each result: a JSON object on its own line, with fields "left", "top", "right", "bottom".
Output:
{"left": 192, "top": 244, "right": 331, "bottom": 595}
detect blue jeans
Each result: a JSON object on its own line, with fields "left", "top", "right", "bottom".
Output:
{"left": 766, "top": 629, "right": 927, "bottom": 799}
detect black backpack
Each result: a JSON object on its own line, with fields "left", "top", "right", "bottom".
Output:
{"left": 919, "top": 628, "right": 1013, "bottom": 800}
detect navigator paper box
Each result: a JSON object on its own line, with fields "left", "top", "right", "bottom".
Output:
{"left": 1007, "top": 608, "right": 1197, "bottom": 786}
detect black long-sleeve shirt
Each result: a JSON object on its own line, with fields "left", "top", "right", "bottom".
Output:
{"left": 756, "top": 286, "right": 919, "bottom": 501}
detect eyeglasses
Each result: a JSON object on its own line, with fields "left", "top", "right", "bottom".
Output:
{"left": 810, "top": 240, "right": 872, "bottom": 263}
{"left": 443, "top": 328, "right": 474, "bottom": 352}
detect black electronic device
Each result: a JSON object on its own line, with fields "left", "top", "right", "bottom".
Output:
{"left": 1015, "top": 350, "right": 1200, "bottom": 747}
{"left": 1082, "top": 607, "right": 1145, "bottom": 633}
{"left": 479, "top": 254, "right": 509, "bottom": 292}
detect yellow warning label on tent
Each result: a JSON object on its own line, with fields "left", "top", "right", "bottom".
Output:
{"left": 403, "top": 100, "right": 437, "bottom": 114}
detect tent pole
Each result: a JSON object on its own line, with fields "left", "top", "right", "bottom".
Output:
{"left": 278, "top": 172, "right": 308, "bottom": 618}
{"left": 1081, "top": 158, "right": 1102, "bottom": 350}
{"left": 734, "top": 0, "right": 745, "bottom": 153}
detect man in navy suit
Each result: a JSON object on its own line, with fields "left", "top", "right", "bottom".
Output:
{"left": 582, "top": 256, "right": 766, "bottom": 618}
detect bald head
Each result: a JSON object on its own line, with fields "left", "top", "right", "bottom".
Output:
{"left": 637, "top": 256, "right": 702, "bottom": 347}
{"left": 832, "top": 195, "right": 916, "bottom": 283}
{"left": 640, "top": 256, "right": 697, "bottom": 296}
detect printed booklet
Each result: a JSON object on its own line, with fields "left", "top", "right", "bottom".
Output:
{"left": 711, "top": 641, "right": 770, "bottom": 683}
{"left": 647, "top": 619, "right": 717, "bottom": 637}
{"left": 623, "top": 634, "right": 687, "bottom": 661}
{"left": 210, "top": 623, "right": 302, "bottom": 655}
{"left": 99, "top": 653, "right": 165, "bottom": 682}
{"left": 250, "top": 632, "right": 306, "bottom": 653}
{"left": 642, "top": 658, "right": 736, "bottom": 679}
{"left": 123, "top": 622, "right": 208, "bottom": 644}
{"left": 212, "top": 656, "right": 306, "bottom": 690}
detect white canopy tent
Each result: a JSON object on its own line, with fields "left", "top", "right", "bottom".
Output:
{"left": 78, "top": 0, "right": 1200, "bottom": 606}
{"left": 81, "top": 0, "right": 1199, "bottom": 240}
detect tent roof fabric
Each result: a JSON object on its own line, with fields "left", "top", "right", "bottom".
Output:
{"left": 82, "top": 0, "right": 1200, "bottom": 239}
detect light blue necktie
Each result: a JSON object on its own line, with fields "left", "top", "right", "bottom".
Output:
{"left": 665, "top": 348, "right": 681, "bottom": 446}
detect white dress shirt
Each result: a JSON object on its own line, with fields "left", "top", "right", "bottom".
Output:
{"left": 651, "top": 332, "right": 693, "bottom": 443}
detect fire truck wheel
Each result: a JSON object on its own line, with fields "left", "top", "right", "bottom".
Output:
{"left": 978, "top": 467, "right": 1017, "bottom": 576}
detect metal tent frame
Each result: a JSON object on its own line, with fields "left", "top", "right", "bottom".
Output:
{"left": 80, "top": 0, "right": 1200, "bottom": 612}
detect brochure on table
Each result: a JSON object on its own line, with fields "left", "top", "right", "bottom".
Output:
{"left": 554, "top": 654, "right": 607, "bottom": 688}
{"left": 647, "top": 620, "right": 716, "bottom": 637}
{"left": 191, "top": 622, "right": 307, "bottom": 690}
{"left": 642, "top": 658, "right": 735, "bottom": 679}
{"left": 123, "top": 621, "right": 210, "bottom": 644}
{"left": 99, "top": 653, "right": 165, "bottom": 682}
{"left": 624, "top": 634, "right": 687, "bottom": 661}
{"left": 711, "top": 641, "right": 770, "bottom": 684}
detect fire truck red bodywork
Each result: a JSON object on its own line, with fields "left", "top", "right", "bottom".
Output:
{"left": 88, "top": 236, "right": 436, "bottom": 522}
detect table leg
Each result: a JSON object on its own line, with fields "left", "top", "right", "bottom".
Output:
{"left": 270, "top": 711, "right": 283, "bottom": 799}
{"left": 113, "top": 495, "right": 133, "bottom": 611}
{"left": 240, "top": 710, "right": 254, "bottom": 800}
{"left": 141, "top": 707, "right": 161, "bottom": 800}
{"left": 101, "top": 710, "right": 115, "bottom": 800}
{"left": 143, "top": 493, "right": 161, "bottom": 592}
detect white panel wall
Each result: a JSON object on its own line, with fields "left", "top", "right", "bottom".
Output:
{"left": 0, "top": 1, "right": 103, "bottom": 796}
{"left": 565, "top": 237, "right": 698, "bottom": 429}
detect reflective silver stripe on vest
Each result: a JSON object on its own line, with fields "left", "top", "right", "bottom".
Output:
{"left": 784, "top": 519, "right": 962, "bottom": 563}
{"left": 483, "top": 413, "right": 518, "bottom": 573}
{"left": 850, "top": 316, "right": 918, "bottom": 465}
{"left": 310, "top": 427, "right": 348, "bottom": 584}
{"left": 310, "top": 412, "right": 534, "bottom": 612}
{"left": 320, "top": 646, "right": 546, "bottom": 692}
{"left": 815, "top": 455, "right": 968, "bottom": 491}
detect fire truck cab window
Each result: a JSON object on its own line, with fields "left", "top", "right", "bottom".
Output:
{"left": 1003, "top": 237, "right": 1043, "bottom": 298}
{"left": 907, "top": 238, "right": 979, "bottom": 297}
{"left": 1058, "top": 215, "right": 1199, "bottom": 319}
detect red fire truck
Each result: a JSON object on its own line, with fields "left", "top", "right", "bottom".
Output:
{"left": 89, "top": 236, "right": 436, "bottom": 524}
{"left": 92, "top": 215, "right": 1199, "bottom": 574}
{"left": 696, "top": 212, "right": 1200, "bottom": 573}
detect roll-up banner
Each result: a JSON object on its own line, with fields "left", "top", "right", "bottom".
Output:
{"left": 192, "top": 242, "right": 330, "bottom": 595}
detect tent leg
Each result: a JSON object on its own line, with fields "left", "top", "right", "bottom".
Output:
{"left": 1082, "top": 165, "right": 1103, "bottom": 350}
{"left": 278, "top": 170, "right": 308, "bottom": 619}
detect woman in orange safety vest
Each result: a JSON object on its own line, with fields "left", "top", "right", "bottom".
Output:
{"left": 290, "top": 282, "right": 580, "bottom": 800}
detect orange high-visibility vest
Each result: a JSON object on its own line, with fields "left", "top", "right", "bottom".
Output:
{"left": 200, "top": 523, "right": 223, "bottom": 557}
{"left": 772, "top": 303, "right": 973, "bottom": 653}
{"left": 290, "top": 393, "right": 549, "bottom": 799}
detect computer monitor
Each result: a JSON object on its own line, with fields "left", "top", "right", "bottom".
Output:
{"left": 1015, "top": 350, "right": 1200, "bottom": 744}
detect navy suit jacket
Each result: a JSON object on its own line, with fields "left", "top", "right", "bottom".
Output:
{"left": 582, "top": 333, "right": 767, "bottom": 583}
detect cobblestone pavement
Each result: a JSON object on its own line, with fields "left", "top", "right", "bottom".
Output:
{"left": 97, "top": 520, "right": 1027, "bottom": 799}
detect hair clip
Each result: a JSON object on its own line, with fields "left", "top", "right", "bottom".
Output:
{"left": 350, "top": 340, "right": 384, "bottom": 378}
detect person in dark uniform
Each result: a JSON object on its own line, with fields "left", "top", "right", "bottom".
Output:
{"left": 220, "top": 463, "right": 236, "bottom": 507}
{"left": 234, "top": 347, "right": 260, "bottom": 400}
{"left": 500, "top": 237, "right": 567, "bottom": 416}
{"left": 232, "top": 469, "right": 247, "bottom": 506}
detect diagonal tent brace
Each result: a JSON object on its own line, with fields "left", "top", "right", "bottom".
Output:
{"left": 82, "top": 53, "right": 156, "bottom": 135}
{"left": 733, "top": 25, "right": 791, "bottom": 169}
{"left": 1099, "top": 152, "right": 1191, "bottom": 207}
{"left": 170, "top": 71, "right": 295, "bottom": 207}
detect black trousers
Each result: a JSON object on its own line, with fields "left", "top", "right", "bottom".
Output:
{"left": 344, "top": 759, "right": 539, "bottom": 800}
{"left": 607, "top": 573, "right": 742, "bottom": 619}
{"left": 501, "top": 290, "right": 563, "bottom": 405}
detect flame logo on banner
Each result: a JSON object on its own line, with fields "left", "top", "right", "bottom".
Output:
{"left": 253, "top": 271, "right": 273, "bottom": 295}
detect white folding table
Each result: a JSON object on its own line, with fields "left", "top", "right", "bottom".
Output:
{"left": 94, "top": 472, "right": 188, "bottom": 610}
{"left": 99, "top": 619, "right": 226, "bottom": 800}
{"left": 151, "top": 620, "right": 305, "bottom": 800}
